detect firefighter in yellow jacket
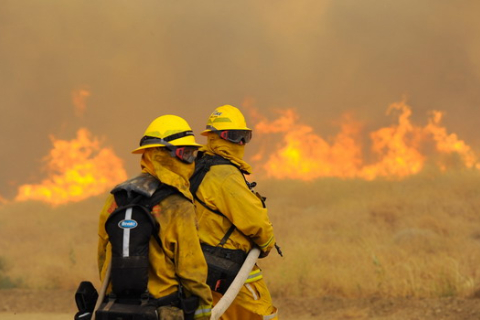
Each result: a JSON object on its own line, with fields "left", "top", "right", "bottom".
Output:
{"left": 192, "top": 105, "right": 279, "bottom": 319}
{"left": 98, "top": 115, "right": 212, "bottom": 320}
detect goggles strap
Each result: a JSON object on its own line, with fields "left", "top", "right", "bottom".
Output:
{"left": 163, "top": 130, "right": 194, "bottom": 142}
{"left": 139, "top": 136, "right": 176, "bottom": 149}
{"left": 139, "top": 131, "right": 193, "bottom": 147}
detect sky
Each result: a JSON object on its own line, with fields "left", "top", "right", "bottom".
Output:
{"left": 1, "top": 0, "right": 480, "bottom": 199}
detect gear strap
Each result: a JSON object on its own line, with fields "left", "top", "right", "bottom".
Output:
{"left": 111, "top": 175, "right": 180, "bottom": 249}
{"left": 190, "top": 154, "right": 240, "bottom": 246}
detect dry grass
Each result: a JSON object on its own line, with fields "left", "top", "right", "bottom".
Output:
{"left": 258, "top": 167, "right": 480, "bottom": 299}
{"left": 2, "top": 167, "right": 480, "bottom": 299}
{"left": 0, "top": 196, "right": 103, "bottom": 290}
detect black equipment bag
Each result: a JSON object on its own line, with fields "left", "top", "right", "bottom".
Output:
{"left": 200, "top": 244, "right": 247, "bottom": 294}
{"left": 74, "top": 281, "right": 99, "bottom": 320}
{"left": 105, "top": 184, "right": 177, "bottom": 298}
{"left": 96, "top": 174, "right": 179, "bottom": 320}
{"left": 95, "top": 291, "right": 198, "bottom": 320}
{"left": 95, "top": 300, "right": 158, "bottom": 320}
{"left": 74, "top": 173, "right": 201, "bottom": 320}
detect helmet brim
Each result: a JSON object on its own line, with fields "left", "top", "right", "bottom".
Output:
{"left": 132, "top": 136, "right": 202, "bottom": 154}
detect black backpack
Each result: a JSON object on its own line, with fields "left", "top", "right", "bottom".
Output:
{"left": 105, "top": 176, "right": 178, "bottom": 299}
{"left": 75, "top": 173, "right": 201, "bottom": 320}
{"left": 97, "top": 174, "right": 179, "bottom": 320}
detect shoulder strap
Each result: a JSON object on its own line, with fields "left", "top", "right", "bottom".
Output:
{"left": 145, "top": 184, "right": 181, "bottom": 248}
{"left": 190, "top": 154, "right": 233, "bottom": 196}
{"left": 190, "top": 154, "right": 235, "bottom": 217}
{"left": 146, "top": 184, "right": 180, "bottom": 209}
{"left": 190, "top": 154, "right": 239, "bottom": 246}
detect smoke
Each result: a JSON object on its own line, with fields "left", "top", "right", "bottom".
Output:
{"left": 1, "top": 0, "right": 480, "bottom": 197}
{"left": 1, "top": 1, "right": 480, "bottom": 294}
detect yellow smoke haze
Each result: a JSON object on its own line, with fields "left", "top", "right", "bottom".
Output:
{"left": 1, "top": 0, "right": 480, "bottom": 305}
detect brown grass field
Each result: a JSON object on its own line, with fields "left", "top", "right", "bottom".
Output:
{"left": 2, "top": 167, "right": 480, "bottom": 319}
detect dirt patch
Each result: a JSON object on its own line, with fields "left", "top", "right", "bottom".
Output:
{"left": 278, "top": 296, "right": 480, "bottom": 320}
{"left": 2, "top": 289, "right": 480, "bottom": 319}
{"left": 0, "top": 289, "right": 76, "bottom": 313}
{"left": 0, "top": 313, "right": 71, "bottom": 320}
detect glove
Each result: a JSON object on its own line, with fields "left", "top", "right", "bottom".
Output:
{"left": 259, "top": 249, "right": 270, "bottom": 258}
{"left": 195, "top": 316, "right": 211, "bottom": 320}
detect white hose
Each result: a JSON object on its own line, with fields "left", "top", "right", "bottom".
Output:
{"left": 210, "top": 247, "right": 261, "bottom": 320}
{"left": 92, "top": 261, "right": 112, "bottom": 320}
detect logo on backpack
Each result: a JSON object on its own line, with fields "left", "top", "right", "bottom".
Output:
{"left": 118, "top": 219, "right": 138, "bottom": 229}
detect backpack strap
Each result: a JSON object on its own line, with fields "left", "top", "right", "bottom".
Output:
{"left": 111, "top": 174, "right": 181, "bottom": 249}
{"left": 190, "top": 154, "right": 241, "bottom": 247}
{"left": 190, "top": 154, "right": 237, "bottom": 210}
{"left": 190, "top": 154, "right": 233, "bottom": 196}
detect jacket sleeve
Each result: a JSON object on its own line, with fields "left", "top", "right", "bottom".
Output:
{"left": 97, "top": 194, "right": 116, "bottom": 280}
{"left": 215, "top": 169, "right": 276, "bottom": 254}
{"left": 161, "top": 196, "right": 213, "bottom": 311}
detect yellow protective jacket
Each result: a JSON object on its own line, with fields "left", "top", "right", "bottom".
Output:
{"left": 194, "top": 134, "right": 278, "bottom": 319}
{"left": 97, "top": 148, "right": 212, "bottom": 318}
{"left": 194, "top": 163, "right": 275, "bottom": 256}
{"left": 194, "top": 135, "right": 276, "bottom": 258}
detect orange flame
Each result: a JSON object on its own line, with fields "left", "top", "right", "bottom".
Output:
{"left": 253, "top": 109, "right": 363, "bottom": 180}
{"left": 15, "top": 128, "right": 127, "bottom": 205}
{"left": 425, "top": 110, "right": 480, "bottom": 170}
{"left": 251, "top": 101, "right": 479, "bottom": 180}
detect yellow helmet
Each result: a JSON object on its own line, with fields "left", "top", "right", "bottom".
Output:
{"left": 132, "top": 115, "right": 201, "bottom": 154}
{"left": 201, "top": 105, "right": 251, "bottom": 135}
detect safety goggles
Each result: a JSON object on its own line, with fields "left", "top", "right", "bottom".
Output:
{"left": 207, "top": 126, "right": 252, "bottom": 145}
{"left": 139, "top": 136, "right": 199, "bottom": 164}
{"left": 171, "top": 146, "right": 198, "bottom": 164}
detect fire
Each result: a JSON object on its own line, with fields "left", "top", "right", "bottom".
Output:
{"left": 253, "top": 109, "right": 363, "bottom": 180}
{"left": 15, "top": 128, "right": 127, "bottom": 205}
{"left": 251, "top": 101, "right": 479, "bottom": 180}
{"left": 425, "top": 110, "right": 480, "bottom": 170}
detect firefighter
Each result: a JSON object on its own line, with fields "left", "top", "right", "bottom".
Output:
{"left": 192, "top": 105, "right": 279, "bottom": 319}
{"left": 97, "top": 115, "right": 212, "bottom": 320}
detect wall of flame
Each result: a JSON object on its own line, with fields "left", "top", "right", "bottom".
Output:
{"left": 7, "top": 99, "right": 480, "bottom": 206}
{"left": 251, "top": 101, "right": 479, "bottom": 181}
